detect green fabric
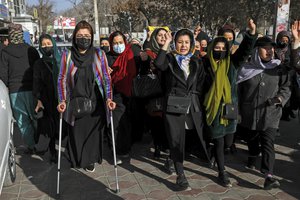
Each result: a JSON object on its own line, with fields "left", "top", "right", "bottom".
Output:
{"left": 208, "top": 64, "right": 238, "bottom": 139}
{"left": 10, "top": 91, "right": 37, "bottom": 148}
{"left": 204, "top": 49, "right": 232, "bottom": 126}
{"left": 38, "top": 34, "right": 61, "bottom": 99}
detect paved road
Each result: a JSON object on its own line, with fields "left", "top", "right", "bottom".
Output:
{"left": 1, "top": 117, "right": 300, "bottom": 200}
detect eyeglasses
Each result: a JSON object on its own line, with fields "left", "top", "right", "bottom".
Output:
{"left": 76, "top": 34, "right": 92, "bottom": 39}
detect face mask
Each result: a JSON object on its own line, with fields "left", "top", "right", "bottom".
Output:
{"left": 278, "top": 42, "right": 288, "bottom": 48}
{"left": 76, "top": 38, "right": 91, "bottom": 50}
{"left": 42, "top": 47, "right": 54, "bottom": 56}
{"left": 228, "top": 40, "right": 234, "bottom": 48}
{"left": 113, "top": 44, "right": 125, "bottom": 54}
{"left": 213, "top": 50, "right": 227, "bottom": 60}
{"left": 194, "top": 50, "right": 200, "bottom": 57}
{"left": 202, "top": 47, "right": 207, "bottom": 52}
{"left": 101, "top": 46, "right": 110, "bottom": 53}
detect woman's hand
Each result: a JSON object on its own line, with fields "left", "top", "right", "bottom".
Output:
{"left": 248, "top": 18, "right": 256, "bottom": 35}
{"left": 140, "top": 51, "right": 148, "bottom": 61}
{"left": 291, "top": 20, "right": 300, "bottom": 49}
{"left": 35, "top": 100, "right": 44, "bottom": 113}
{"left": 108, "top": 67, "right": 113, "bottom": 74}
{"left": 161, "top": 31, "right": 172, "bottom": 51}
{"left": 292, "top": 20, "right": 300, "bottom": 41}
{"left": 57, "top": 101, "right": 66, "bottom": 113}
{"left": 106, "top": 99, "right": 116, "bottom": 110}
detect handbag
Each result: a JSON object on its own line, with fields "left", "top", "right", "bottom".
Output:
{"left": 132, "top": 73, "right": 162, "bottom": 98}
{"left": 70, "top": 97, "right": 96, "bottom": 118}
{"left": 166, "top": 95, "right": 191, "bottom": 114}
{"left": 222, "top": 103, "right": 238, "bottom": 120}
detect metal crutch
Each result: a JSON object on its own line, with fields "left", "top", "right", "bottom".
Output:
{"left": 57, "top": 112, "right": 63, "bottom": 196}
{"left": 110, "top": 110, "right": 120, "bottom": 193}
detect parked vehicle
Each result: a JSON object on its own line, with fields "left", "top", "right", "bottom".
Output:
{"left": 0, "top": 80, "right": 16, "bottom": 195}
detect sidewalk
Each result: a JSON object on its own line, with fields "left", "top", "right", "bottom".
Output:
{"left": 1, "top": 118, "right": 300, "bottom": 200}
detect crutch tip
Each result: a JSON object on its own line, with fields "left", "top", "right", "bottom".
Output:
{"left": 55, "top": 193, "right": 61, "bottom": 199}
{"left": 116, "top": 189, "right": 120, "bottom": 193}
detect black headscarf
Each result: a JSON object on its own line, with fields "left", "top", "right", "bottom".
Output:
{"left": 70, "top": 21, "right": 96, "bottom": 99}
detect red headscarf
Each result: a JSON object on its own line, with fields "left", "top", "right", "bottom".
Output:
{"left": 109, "top": 31, "right": 137, "bottom": 97}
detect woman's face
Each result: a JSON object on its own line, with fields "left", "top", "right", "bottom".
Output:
{"left": 200, "top": 40, "right": 207, "bottom": 48}
{"left": 259, "top": 46, "right": 274, "bottom": 62}
{"left": 100, "top": 40, "right": 109, "bottom": 47}
{"left": 41, "top": 38, "right": 53, "bottom": 48}
{"left": 75, "top": 28, "right": 92, "bottom": 40}
{"left": 155, "top": 30, "right": 167, "bottom": 46}
{"left": 175, "top": 35, "right": 191, "bottom": 55}
{"left": 195, "top": 41, "right": 201, "bottom": 51}
{"left": 112, "top": 35, "right": 125, "bottom": 45}
{"left": 224, "top": 32, "right": 234, "bottom": 41}
{"left": 214, "top": 42, "right": 226, "bottom": 51}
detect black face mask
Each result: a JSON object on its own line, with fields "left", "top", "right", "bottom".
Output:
{"left": 213, "top": 50, "right": 227, "bottom": 60}
{"left": 194, "top": 50, "right": 200, "bottom": 57}
{"left": 76, "top": 38, "right": 91, "bottom": 50}
{"left": 202, "top": 47, "right": 207, "bottom": 52}
{"left": 42, "top": 47, "right": 54, "bottom": 56}
{"left": 101, "top": 46, "right": 110, "bottom": 53}
{"left": 278, "top": 42, "right": 288, "bottom": 48}
{"left": 228, "top": 40, "right": 234, "bottom": 48}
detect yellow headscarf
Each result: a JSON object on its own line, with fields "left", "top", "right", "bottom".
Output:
{"left": 204, "top": 37, "right": 232, "bottom": 126}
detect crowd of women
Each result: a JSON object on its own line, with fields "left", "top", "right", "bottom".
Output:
{"left": 1, "top": 18, "right": 300, "bottom": 192}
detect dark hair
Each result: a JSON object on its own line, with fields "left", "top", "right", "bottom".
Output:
{"left": 211, "top": 37, "right": 230, "bottom": 56}
{"left": 0, "top": 36, "right": 9, "bottom": 43}
{"left": 108, "top": 31, "right": 127, "bottom": 54}
{"left": 72, "top": 20, "right": 94, "bottom": 47}
{"left": 174, "top": 29, "right": 194, "bottom": 45}
{"left": 109, "top": 31, "right": 126, "bottom": 45}
{"left": 155, "top": 28, "right": 167, "bottom": 37}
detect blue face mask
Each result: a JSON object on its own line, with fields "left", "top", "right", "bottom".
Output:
{"left": 113, "top": 44, "right": 125, "bottom": 54}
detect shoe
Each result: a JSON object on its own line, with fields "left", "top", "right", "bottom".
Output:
{"left": 85, "top": 163, "right": 95, "bottom": 172}
{"left": 290, "top": 111, "right": 296, "bottom": 119}
{"left": 264, "top": 176, "right": 280, "bottom": 190}
{"left": 176, "top": 174, "right": 191, "bottom": 191}
{"left": 24, "top": 147, "right": 37, "bottom": 155}
{"left": 218, "top": 171, "right": 232, "bottom": 187}
{"left": 230, "top": 144, "right": 237, "bottom": 154}
{"left": 50, "top": 152, "right": 58, "bottom": 164}
{"left": 245, "top": 156, "right": 257, "bottom": 170}
{"left": 209, "top": 156, "right": 216, "bottom": 169}
{"left": 116, "top": 157, "right": 122, "bottom": 165}
{"left": 164, "top": 158, "right": 176, "bottom": 175}
{"left": 153, "top": 146, "right": 161, "bottom": 159}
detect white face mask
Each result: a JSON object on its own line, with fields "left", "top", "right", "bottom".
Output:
{"left": 113, "top": 43, "right": 125, "bottom": 54}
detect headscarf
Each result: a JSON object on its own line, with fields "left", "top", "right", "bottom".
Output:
{"left": 109, "top": 31, "right": 136, "bottom": 97}
{"left": 204, "top": 37, "right": 232, "bottom": 126}
{"left": 172, "top": 28, "right": 195, "bottom": 80}
{"left": 70, "top": 21, "right": 96, "bottom": 98}
{"left": 148, "top": 28, "right": 169, "bottom": 54}
{"left": 8, "top": 23, "right": 23, "bottom": 44}
{"left": 237, "top": 48, "right": 281, "bottom": 84}
{"left": 39, "top": 34, "right": 61, "bottom": 97}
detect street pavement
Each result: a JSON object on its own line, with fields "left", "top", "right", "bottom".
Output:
{"left": 1, "top": 117, "right": 300, "bottom": 200}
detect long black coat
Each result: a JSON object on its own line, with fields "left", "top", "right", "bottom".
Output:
{"left": 33, "top": 59, "right": 59, "bottom": 138}
{"left": 154, "top": 50, "right": 209, "bottom": 162}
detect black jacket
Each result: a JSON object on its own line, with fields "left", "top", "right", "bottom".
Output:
{"left": 154, "top": 50, "right": 209, "bottom": 161}
{"left": 0, "top": 43, "right": 40, "bottom": 93}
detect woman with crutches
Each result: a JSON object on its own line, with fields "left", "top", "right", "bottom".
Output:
{"left": 56, "top": 20, "right": 116, "bottom": 172}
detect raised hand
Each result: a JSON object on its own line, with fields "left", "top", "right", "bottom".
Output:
{"left": 291, "top": 20, "right": 300, "bottom": 41}
{"left": 248, "top": 19, "right": 256, "bottom": 35}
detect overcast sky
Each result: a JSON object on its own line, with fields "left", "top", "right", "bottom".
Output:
{"left": 26, "top": 0, "right": 73, "bottom": 12}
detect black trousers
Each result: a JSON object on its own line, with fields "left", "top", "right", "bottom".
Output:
{"left": 246, "top": 127, "right": 276, "bottom": 174}
{"left": 109, "top": 93, "right": 132, "bottom": 155}
{"left": 213, "top": 133, "right": 234, "bottom": 172}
